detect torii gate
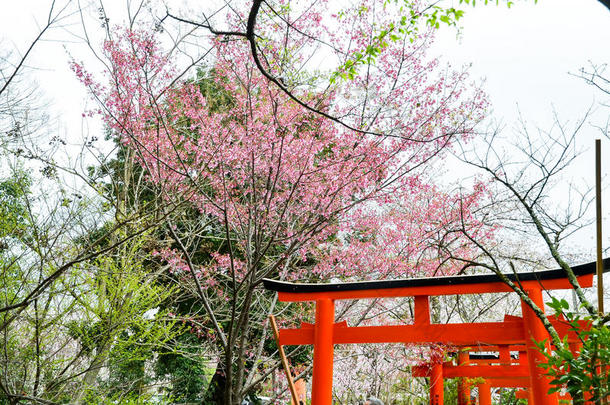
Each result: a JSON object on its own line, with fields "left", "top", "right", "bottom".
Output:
{"left": 263, "top": 259, "right": 608, "bottom": 405}
{"left": 412, "top": 315, "right": 589, "bottom": 404}
{"left": 413, "top": 342, "right": 585, "bottom": 404}
{"left": 414, "top": 349, "right": 531, "bottom": 404}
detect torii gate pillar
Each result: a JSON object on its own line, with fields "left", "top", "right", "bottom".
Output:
{"left": 478, "top": 381, "right": 492, "bottom": 405}
{"left": 312, "top": 299, "right": 335, "bottom": 405}
{"left": 521, "top": 288, "right": 559, "bottom": 405}
{"left": 430, "top": 362, "right": 444, "bottom": 405}
{"left": 457, "top": 351, "right": 471, "bottom": 405}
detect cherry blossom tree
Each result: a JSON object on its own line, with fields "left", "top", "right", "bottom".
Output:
{"left": 72, "top": 0, "right": 489, "bottom": 400}
{"left": 313, "top": 177, "right": 492, "bottom": 280}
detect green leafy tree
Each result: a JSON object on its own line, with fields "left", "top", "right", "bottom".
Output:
{"left": 0, "top": 168, "right": 31, "bottom": 315}
{"left": 537, "top": 298, "right": 609, "bottom": 404}
{"left": 67, "top": 240, "right": 179, "bottom": 403}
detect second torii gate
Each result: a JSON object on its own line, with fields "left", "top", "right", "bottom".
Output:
{"left": 413, "top": 349, "right": 530, "bottom": 405}
{"left": 412, "top": 315, "right": 589, "bottom": 404}
{"left": 263, "top": 259, "right": 608, "bottom": 405}
{"left": 413, "top": 342, "right": 587, "bottom": 404}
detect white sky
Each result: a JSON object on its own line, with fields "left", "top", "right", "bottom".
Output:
{"left": 435, "top": 0, "right": 610, "bottom": 127}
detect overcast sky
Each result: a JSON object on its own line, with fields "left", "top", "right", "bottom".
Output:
{"left": 435, "top": 0, "right": 610, "bottom": 127}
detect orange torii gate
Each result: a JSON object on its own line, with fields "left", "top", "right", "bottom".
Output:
{"left": 414, "top": 349, "right": 530, "bottom": 404}
{"left": 413, "top": 344, "right": 585, "bottom": 404}
{"left": 263, "top": 259, "right": 609, "bottom": 405}
{"left": 413, "top": 316, "right": 589, "bottom": 404}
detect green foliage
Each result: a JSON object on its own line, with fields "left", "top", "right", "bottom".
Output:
{"left": 155, "top": 332, "right": 214, "bottom": 402}
{"left": 196, "top": 69, "right": 236, "bottom": 113}
{"left": 66, "top": 319, "right": 107, "bottom": 355}
{"left": 330, "top": 0, "right": 531, "bottom": 84}
{"left": 0, "top": 168, "right": 33, "bottom": 328}
{"left": 497, "top": 388, "right": 528, "bottom": 404}
{"left": 443, "top": 377, "right": 458, "bottom": 404}
{"left": 0, "top": 165, "right": 184, "bottom": 403}
{"left": 330, "top": 1, "right": 464, "bottom": 83}
{"left": 536, "top": 297, "right": 610, "bottom": 404}
{"left": 58, "top": 236, "right": 180, "bottom": 402}
{"left": 0, "top": 168, "right": 31, "bottom": 241}
{"left": 78, "top": 389, "right": 170, "bottom": 405}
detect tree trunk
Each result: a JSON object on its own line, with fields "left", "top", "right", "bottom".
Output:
{"left": 74, "top": 339, "right": 111, "bottom": 404}
{"left": 203, "top": 364, "right": 227, "bottom": 405}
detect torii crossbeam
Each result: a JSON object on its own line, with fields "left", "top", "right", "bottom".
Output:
{"left": 263, "top": 259, "right": 609, "bottom": 405}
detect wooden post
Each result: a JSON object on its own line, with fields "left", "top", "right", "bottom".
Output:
{"left": 312, "top": 299, "right": 334, "bottom": 405}
{"left": 521, "top": 288, "right": 559, "bottom": 405}
{"left": 596, "top": 139, "right": 604, "bottom": 315}
{"left": 269, "top": 314, "right": 302, "bottom": 405}
{"left": 595, "top": 140, "right": 607, "bottom": 405}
